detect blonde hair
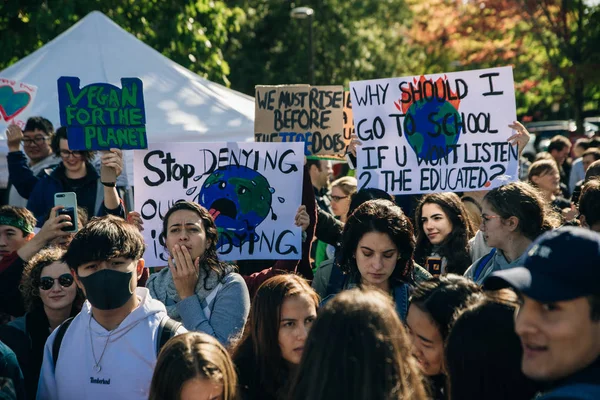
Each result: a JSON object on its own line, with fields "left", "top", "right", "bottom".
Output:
{"left": 331, "top": 176, "right": 358, "bottom": 196}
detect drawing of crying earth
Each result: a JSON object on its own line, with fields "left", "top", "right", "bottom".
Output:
{"left": 198, "top": 165, "right": 276, "bottom": 250}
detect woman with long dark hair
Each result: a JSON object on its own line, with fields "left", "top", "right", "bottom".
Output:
{"left": 327, "top": 199, "right": 418, "bottom": 321}
{"left": 289, "top": 288, "right": 428, "bottom": 400}
{"left": 445, "top": 290, "right": 539, "bottom": 400}
{"left": 147, "top": 201, "right": 250, "bottom": 345}
{"left": 414, "top": 193, "right": 476, "bottom": 276}
{"left": 232, "top": 274, "right": 319, "bottom": 400}
{"left": 406, "top": 274, "right": 481, "bottom": 399}
{"left": 0, "top": 247, "right": 84, "bottom": 399}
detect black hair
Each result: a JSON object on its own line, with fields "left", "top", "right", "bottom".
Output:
{"left": 579, "top": 178, "right": 600, "bottom": 228}
{"left": 589, "top": 294, "right": 600, "bottom": 321}
{"left": 414, "top": 193, "right": 475, "bottom": 275}
{"left": 337, "top": 199, "right": 415, "bottom": 285}
{"left": 161, "top": 201, "right": 231, "bottom": 290}
{"left": 445, "top": 291, "right": 539, "bottom": 400}
{"left": 348, "top": 188, "right": 394, "bottom": 217}
{"left": 409, "top": 274, "right": 481, "bottom": 340}
{"left": 63, "top": 215, "right": 146, "bottom": 271}
{"left": 51, "top": 127, "right": 95, "bottom": 162}
{"left": 24, "top": 116, "right": 54, "bottom": 136}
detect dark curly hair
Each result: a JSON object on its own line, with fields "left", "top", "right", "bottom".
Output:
{"left": 161, "top": 201, "right": 232, "bottom": 290}
{"left": 337, "top": 199, "right": 415, "bottom": 286}
{"left": 414, "top": 193, "right": 476, "bottom": 275}
{"left": 20, "top": 247, "right": 84, "bottom": 313}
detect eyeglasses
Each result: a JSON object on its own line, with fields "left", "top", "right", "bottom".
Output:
{"left": 38, "top": 273, "right": 74, "bottom": 291}
{"left": 59, "top": 150, "right": 83, "bottom": 159}
{"left": 22, "top": 136, "right": 49, "bottom": 146}
{"left": 331, "top": 195, "right": 349, "bottom": 202}
{"left": 480, "top": 214, "right": 501, "bottom": 226}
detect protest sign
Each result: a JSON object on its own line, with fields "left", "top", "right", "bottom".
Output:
{"left": 58, "top": 77, "right": 147, "bottom": 151}
{"left": 343, "top": 90, "right": 354, "bottom": 141}
{"left": 349, "top": 66, "right": 518, "bottom": 194}
{"left": 0, "top": 78, "right": 38, "bottom": 138}
{"left": 134, "top": 141, "right": 304, "bottom": 266}
{"left": 254, "top": 85, "right": 345, "bottom": 157}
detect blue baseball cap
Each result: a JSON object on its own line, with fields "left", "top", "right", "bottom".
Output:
{"left": 484, "top": 227, "right": 600, "bottom": 302}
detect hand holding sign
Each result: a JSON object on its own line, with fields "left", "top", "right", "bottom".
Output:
{"left": 507, "top": 121, "right": 531, "bottom": 158}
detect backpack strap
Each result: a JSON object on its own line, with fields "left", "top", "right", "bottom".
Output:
{"left": 156, "top": 316, "right": 182, "bottom": 356}
{"left": 473, "top": 248, "right": 497, "bottom": 282}
{"left": 52, "top": 317, "right": 74, "bottom": 368}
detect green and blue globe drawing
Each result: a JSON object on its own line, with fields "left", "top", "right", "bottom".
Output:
{"left": 404, "top": 99, "right": 462, "bottom": 161}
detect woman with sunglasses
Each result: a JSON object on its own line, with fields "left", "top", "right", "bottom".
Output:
{"left": 26, "top": 127, "right": 125, "bottom": 227}
{"left": 464, "top": 182, "right": 560, "bottom": 284}
{"left": 0, "top": 247, "right": 83, "bottom": 400}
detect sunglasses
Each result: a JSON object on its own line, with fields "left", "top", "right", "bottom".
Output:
{"left": 38, "top": 273, "right": 74, "bottom": 291}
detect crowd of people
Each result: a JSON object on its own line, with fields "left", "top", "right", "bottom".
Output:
{"left": 0, "top": 116, "right": 598, "bottom": 400}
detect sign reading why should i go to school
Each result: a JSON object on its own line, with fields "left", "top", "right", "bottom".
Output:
{"left": 0, "top": 78, "right": 38, "bottom": 138}
{"left": 349, "top": 66, "right": 519, "bottom": 195}
{"left": 58, "top": 77, "right": 147, "bottom": 151}
{"left": 134, "top": 141, "right": 304, "bottom": 266}
{"left": 254, "top": 85, "right": 348, "bottom": 157}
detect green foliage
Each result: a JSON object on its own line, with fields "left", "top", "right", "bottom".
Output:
{"left": 223, "top": 0, "right": 415, "bottom": 95}
{"left": 0, "top": 0, "right": 244, "bottom": 85}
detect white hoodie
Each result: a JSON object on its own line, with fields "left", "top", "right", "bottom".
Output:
{"left": 36, "top": 287, "right": 186, "bottom": 400}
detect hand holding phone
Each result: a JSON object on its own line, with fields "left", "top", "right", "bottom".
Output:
{"left": 425, "top": 257, "right": 442, "bottom": 277}
{"left": 54, "top": 192, "right": 79, "bottom": 233}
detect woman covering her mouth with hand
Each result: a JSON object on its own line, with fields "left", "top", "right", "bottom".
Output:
{"left": 146, "top": 201, "right": 251, "bottom": 345}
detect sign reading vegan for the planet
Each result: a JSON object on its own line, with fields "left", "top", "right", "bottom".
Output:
{"left": 254, "top": 85, "right": 346, "bottom": 157}
{"left": 57, "top": 77, "right": 147, "bottom": 151}
{"left": 349, "top": 66, "right": 518, "bottom": 195}
{"left": 133, "top": 141, "right": 304, "bottom": 266}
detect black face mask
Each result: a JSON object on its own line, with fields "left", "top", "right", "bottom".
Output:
{"left": 78, "top": 269, "right": 134, "bottom": 310}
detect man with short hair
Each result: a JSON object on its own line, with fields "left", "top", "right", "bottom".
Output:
{"left": 37, "top": 215, "right": 185, "bottom": 400}
{"left": 579, "top": 178, "right": 600, "bottom": 233}
{"left": 571, "top": 151, "right": 600, "bottom": 204}
{"left": 547, "top": 135, "right": 572, "bottom": 191}
{"left": 485, "top": 227, "right": 600, "bottom": 399}
{"left": 307, "top": 159, "right": 333, "bottom": 213}
{"left": 6, "top": 118, "right": 60, "bottom": 207}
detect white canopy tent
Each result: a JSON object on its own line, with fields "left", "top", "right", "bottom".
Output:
{"left": 0, "top": 10, "right": 255, "bottom": 189}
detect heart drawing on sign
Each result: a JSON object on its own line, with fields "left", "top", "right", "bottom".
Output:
{"left": 0, "top": 85, "right": 32, "bottom": 121}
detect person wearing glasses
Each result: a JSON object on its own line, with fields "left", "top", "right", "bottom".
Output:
{"left": 314, "top": 176, "right": 357, "bottom": 269}
{"left": 26, "top": 127, "right": 125, "bottom": 227}
{"left": 0, "top": 247, "right": 83, "bottom": 400}
{"left": 6, "top": 118, "right": 60, "bottom": 208}
{"left": 464, "top": 181, "right": 561, "bottom": 285}
{"left": 0, "top": 205, "right": 73, "bottom": 319}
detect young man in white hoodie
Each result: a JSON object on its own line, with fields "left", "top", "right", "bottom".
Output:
{"left": 37, "top": 215, "right": 185, "bottom": 400}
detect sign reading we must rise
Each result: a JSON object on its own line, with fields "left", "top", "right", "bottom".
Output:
{"left": 58, "top": 77, "right": 147, "bottom": 151}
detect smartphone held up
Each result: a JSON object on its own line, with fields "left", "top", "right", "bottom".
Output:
{"left": 54, "top": 192, "right": 79, "bottom": 233}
